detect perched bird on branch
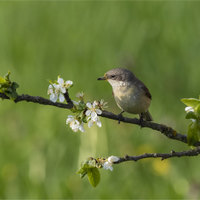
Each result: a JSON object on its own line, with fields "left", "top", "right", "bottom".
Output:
{"left": 98, "top": 68, "right": 153, "bottom": 122}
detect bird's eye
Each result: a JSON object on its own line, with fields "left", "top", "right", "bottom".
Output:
{"left": 111, "top": 75, "right": 115, "bottom": 78}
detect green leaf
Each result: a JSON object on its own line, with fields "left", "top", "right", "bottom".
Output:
{"left": 187, "top": 122, "right": 199, "bottom": 146}
{"left": 185, "top": 111, "right": 198, "bottom": 120}
{"left": 181, "top": 98, "right": 200, "bottom": 108}
{"left": 77, "top": 167, "right": 87, "bottom": 178}
{"left": 82, "top": 116, "right": 87, "bottom": 123}
{"left": 12, "top": 82, "right": 19, "bottom": 90}
{"left": 87, "top": 168, "right": 100, "bottom": 188}
{"left": 77, "top": 159, "right": 96, "bottom": 178}
{"left": 196, "top": 104, "right": 200, "bottom": 116}
{"left": 0, "top": 72, "right": 19, "bottom": 100}
{"left": 0, "top": 76, "right": 6, "bottom": 84}
{"left": 4, "top": 71, "right": 11, "bottom": 81}
{"left": 77, "top": 158, "right": 101, "bottom": 187}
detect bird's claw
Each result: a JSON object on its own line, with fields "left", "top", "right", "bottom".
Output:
{"left": 118, "top": 111, "right": 124, "bottom": 124}
{"left": 139, "top": 114, "right": 145, "bottom": 128}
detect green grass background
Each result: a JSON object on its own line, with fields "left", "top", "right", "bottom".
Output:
{"left": 0, "top": 1, "right": 200, "bottom": 199}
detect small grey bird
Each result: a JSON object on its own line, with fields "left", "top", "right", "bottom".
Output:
{"left": 97, "top": 68, "right": 152, "bottom": 121}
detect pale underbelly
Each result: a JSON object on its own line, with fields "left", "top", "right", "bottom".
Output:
{"left": 114, "top": 93, "right": 150, "bottom": 114}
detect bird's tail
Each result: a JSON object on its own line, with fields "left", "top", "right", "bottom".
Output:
{"left": 142, "top": 110, "right": 153, "bottom": 121}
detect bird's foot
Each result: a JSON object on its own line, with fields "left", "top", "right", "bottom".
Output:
{"left": 117, "top": 111, "right": 124, "bottom": 124}
{"left": 139, "top": 114, "right": 145, "bottom": 128}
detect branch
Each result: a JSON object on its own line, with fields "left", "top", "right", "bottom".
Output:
{"left": 64, "top": 90, "right": 74, "bottom": 106}
{"left": 1, "top": 92, "right": 199, "bottom": 147}
{"left": 114, "top": 147, "right": 200, "bottom": 164}
{"left": 101, "top": 110, "right": 200, "bottom": 147}
{"left": 0, "top": 92, "right": 73, "bottom": 109}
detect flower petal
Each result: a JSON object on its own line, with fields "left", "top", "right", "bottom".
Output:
{"left": 48, "top": 84, "right": 53, "bottom": 89}
{"left": 53, "top": 83, "right": 59, "bottom": 91}
{"left": 88, "top": 120, "right": 94, "bottom": 128}
{"left": 91, "top": 111, "right": 97, "bottom": 121}
{"left": 75, "top": 119, "right": 80, "bottom": 125}
{"left": 79, "top": 123, "right": 85, "bottom": 132}
{"left": 59, "top": 93, "right": 65, "bottom": 102}
{"left": 185, "top": 106, "right": 194, "bottom": 112}
{"left": 48, "top": 84, "right": 53, "bottom": 91}
{"left": 60, "top": 87, "right": 66, "bottom": 94}
{"left": 66, "top": 115, "right": 74, "bottom": 124}
{"left": 108, "top": 156, "right": 119, "bottom": 163}
{"left": 50, "top": 93, "right": 58, "bottom": 102}
{"left": 96, "top": 119, "right": 102, "bottom": 127}
{"left": 70, "top": 122, "right": 79, "bottom": 132}
{"left": 58, "top": 77, "right": 64, "bottom": 85}
{"left": 47, "top": 85, "right": 53, "bottom": 94}
{"left": 86, "top": 102, "right": 92, "bottom": 109}
{"left": 85, "top": 109, "right": 91, "bottom": 116}
{"left": 66, "top": 80, "right": 73, "bottom": 86}
{"left": 93, "top": 101, "right": 98, "bottom": 107}
{"left": 103, "top": 161, "right": 113, "bottom": 171}
{"left": 96, "top": 109, "right": 102, "bottom": 115}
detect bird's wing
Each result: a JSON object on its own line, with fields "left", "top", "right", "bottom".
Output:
{"left": 136, "top": 79, "right": 152, "bottom": 100}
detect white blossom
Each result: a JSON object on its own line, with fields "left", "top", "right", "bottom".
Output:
{"left": 103, "top": 155, "right": 119, "bottom": 171}
{"left": 65, "top": 80, "right": 73, "bottom": 89}
{"left": 98, "top": 99, "right": 108, "bottom": 109}
{"left": 85, "top": 101, "right": 102, "bottom": 128}
{"left": 47, "top": 85, "right": 58, "bottom": 103}
{"left": 57, "top": 78, "right": 67, "bottom": 93}
{"left": 108, "top": 156, "right": 120, "bottom": 163}
{"left": 86, "top": 101, "right": 102, "bottom": 121}
{"left": 88, "top": 117, "right": 102, "bottom": 128}
{"left": 103, "top": 161, "right": 113, "bottom": 171}
{"left": 47, "top": 77, "right": 73, "bottom": 103}
{"left": 76, "top": 92, "right": 84, "bottom": 99}
{"left": 185, "top": 106, "right": 194, "bottom": 113}
{"left": 66, "top": 115, "right": 85, "bottom": 133}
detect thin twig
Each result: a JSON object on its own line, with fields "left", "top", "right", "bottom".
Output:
{"left": 1, "top": 92, "right": 199, "bottom": 147}
{"left": 64, "top": 91, "right": 74, "bottom": 107}
{"left": 114, "top": 147, "right": 200, "bottom": 164}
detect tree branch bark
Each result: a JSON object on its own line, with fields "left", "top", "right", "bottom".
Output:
{"left": 114, "top": 147, "right": 200, "bottom": 164}
{"left": 0, "top": 93, "right": 73, "bottom": 109}
{"left": 1, "top": 92, "right": 199, "bottom": 147}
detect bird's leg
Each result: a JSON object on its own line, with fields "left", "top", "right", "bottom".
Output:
{"left": 139, "top": 113, "right": 145, "bottom": 128}
{"left": 117, "top": 111, "right": 124, "bottom": 124}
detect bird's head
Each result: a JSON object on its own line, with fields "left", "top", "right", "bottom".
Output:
{"left": 97, "top": 68, "right": 135, "bottom": 87}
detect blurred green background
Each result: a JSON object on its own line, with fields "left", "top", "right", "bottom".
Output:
{"left": 0, "top": 1, "right": 200, "bottom": 199}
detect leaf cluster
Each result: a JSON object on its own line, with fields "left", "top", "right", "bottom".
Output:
{"left": 0, "top": 72, "right": 19, "bottom": 100}
{"left": 77, "top": 157, "right": 103, "bottom": 187}
{"left": 182, "top": 97, "right": 200, "bottom": 145}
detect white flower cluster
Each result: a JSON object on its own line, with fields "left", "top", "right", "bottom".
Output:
{"left": 103, "top": 156, "right": 119, "bottom": 171}
{"left": 86, "top": 101, "right": 102, "bottom": 128}
{"left": 66, "top": 115, "right": 85, "bottom": 133}
{"left": 47, "top": 76, "right": 73, "bottom": 103}
{"left": 65, "top": 99, "right": 106, "bottom": 133}
{"left": 47, "top": 77, "right": 107, "bottom": 133}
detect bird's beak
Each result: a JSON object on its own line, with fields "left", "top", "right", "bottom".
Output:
{"left": 97, "top": 74, "right": 107, "bottom": 81}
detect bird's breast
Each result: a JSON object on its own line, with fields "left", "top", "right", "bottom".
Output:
{"left": 112, "top": 84, "right": 151, "bottom": 114}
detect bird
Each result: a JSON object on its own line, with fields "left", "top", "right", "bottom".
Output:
{"left": 97, "top": 68, "right": 153, "bottom": 122}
